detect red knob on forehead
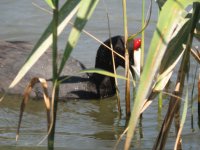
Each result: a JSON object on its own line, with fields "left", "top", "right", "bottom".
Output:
{"left": 133, "top": 38, "right": 141, "bottom": 51}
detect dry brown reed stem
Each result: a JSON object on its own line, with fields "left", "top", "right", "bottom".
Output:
{"left": 110, "top": 41, "right": 121, "bottom": 113}
{"left": 153, "top": 45, "right": 190, "bottom": 149}
{"left": 122, "top": 0, "right": 131, "bottom": 118}
{"left": 125, "top": 53, "right": 131, "bottom": 118}
{"left": 104, "top": 2, "right": 122, "bottom": 114}
{"left": 153, "top": 83, "right": 182, "bottom": 150}
{"left": 114, "top": 127, "right": 129, "bottom": 150}
{"left": 190, "top": 47, "right": 200, "bottom": 64}
{"left": 153, "top": 42, "right": 191, "bottom": 150}
{"left": 16, "top": 77, "right": 51, "bottom": 141}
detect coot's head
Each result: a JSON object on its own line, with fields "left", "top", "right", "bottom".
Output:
{"left": 95, "top": 36, "right": 141, "bottom": 76}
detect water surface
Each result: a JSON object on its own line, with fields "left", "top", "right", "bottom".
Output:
{"left": 0, "top": 0, "right": 199, "bottom": 150}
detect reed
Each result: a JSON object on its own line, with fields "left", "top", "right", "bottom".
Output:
{"left": 141, "top": 0, "right": 145, "bottom": 69}
{"left": 14, "top": 0, "right": 99, "bottom": 149}
{"left": 190, "top": 64, "right": 198, "bottom": 130}
{"left": 48, "top": 0, "right": 59, "bottom": 149}
{"left": 104, "top": 2, "right": 122, "bottom": 114}
{"left": 122, "top": 0, "right": 131, "bottom": 118}
{"left": 125, "top": 1, "right": 200, "bottom": 150}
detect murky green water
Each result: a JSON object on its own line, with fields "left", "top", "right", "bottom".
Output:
{"left": 0, "top": 0, "right": 199, "bottom": 149}
{"left": 1, "top": 94, "right": 199, "bottom": 150}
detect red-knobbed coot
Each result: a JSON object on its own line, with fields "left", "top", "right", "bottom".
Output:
{"left": 0, "top": 36, "right": 141, "bottom": 99}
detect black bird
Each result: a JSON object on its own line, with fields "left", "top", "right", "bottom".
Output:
{"left": 0, "top": 36, "right": 141, "bottom": 100}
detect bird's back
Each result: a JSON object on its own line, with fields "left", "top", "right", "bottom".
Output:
{"left": 0, "top": 41, "right": 88, "bottom": 99}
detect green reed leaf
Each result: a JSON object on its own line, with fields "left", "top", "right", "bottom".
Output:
{"left": 125, "top": 1, "right": 200, "bottom": 149}
{"left": 45, "top": 0, "right": 55, "bottom": 9}
{"left": 9, "top": 0, "right": 80, "bottom": 88}
{"left": 81, "top": 68, "right": 133, "bottom": 81}
{"left": 58, "top": 0, "right": 99, "bottom": 75}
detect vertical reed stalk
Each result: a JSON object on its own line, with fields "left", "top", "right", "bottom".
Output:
{"left": 141, "top": 0, "right": 145, "bottom": 70}
{"left": 158, "top": 92, "right": 163, "bottom": 113}
{"left": 111, "top": 42, "right": 121, "bottom": 114}
{"left": 190, "top": 64, "right": 197, "bottom": 130}
{"left": 122, "top": 0, "right": 130, "bottom": 118}
{"left": 48, "top": 0, "right": 59, "bottom": 149}
{"left": 103, "top": 0, "right": 121, "bottom": 114}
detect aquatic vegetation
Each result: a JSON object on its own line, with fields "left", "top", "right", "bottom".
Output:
{"left": 125, "top": 1, "right": 200, "bottom": 150}
{"left": 4, "top": 0, "right": 199, "bottom": 150}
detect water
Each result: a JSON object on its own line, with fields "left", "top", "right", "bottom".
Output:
{"left": 0, "top": 0, "right": 199, "bottom": 150}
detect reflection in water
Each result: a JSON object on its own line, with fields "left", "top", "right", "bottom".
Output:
{"left": 0, "top": 94, "right": 155, "bottom": 149}
{"left": 1, "top": 89, "right": 200, "bottom": 149}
